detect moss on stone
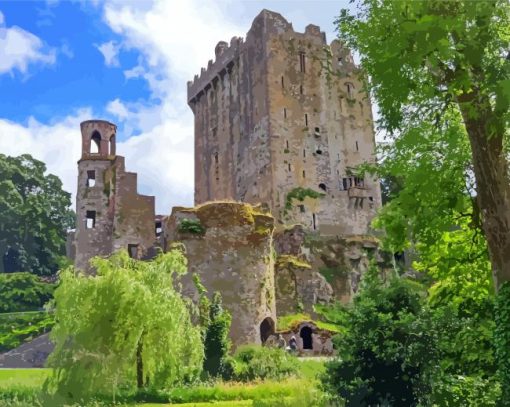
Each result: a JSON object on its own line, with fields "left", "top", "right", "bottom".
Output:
{"left": 276, "top": 255, "right": 311, "bottom": 269}
{"left": 277, "top": 313, "right": 342, "bottom": 333}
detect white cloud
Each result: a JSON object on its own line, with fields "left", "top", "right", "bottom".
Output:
{"left": 106, "top": 98, "right": 129, "bottom": 119}
{"left": 0, "top": 17, "right": 56, "bottom": 75}
{"left": 96, "top": 40, "right": 120, "bottom": 66}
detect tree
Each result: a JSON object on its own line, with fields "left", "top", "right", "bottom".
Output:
{"left": 0, "top": 272, "right": 55, "bottom": 313}
{"left": 44, "top": 250, "right": 203, "bottom": 402}
{"left": 337, "top": 1, "right": 510, "bottom": 401}
{"left": 193, "top": 275, "right": 232, "bottom": 378}
{"left": 0, "top": 154, "right": 75, "bottom": 275}
{"left": 321, "top": 265, "right": 435, "bottom": 406}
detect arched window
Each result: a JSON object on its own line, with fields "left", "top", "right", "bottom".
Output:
{"left": 319, "top": 183, "right": 327, "bottom": 191}
{"left": 109, "top": 134, "right": 116, "bottom": 156}
{"left": 90, "top": 131, "right": 101, "bottom": 154}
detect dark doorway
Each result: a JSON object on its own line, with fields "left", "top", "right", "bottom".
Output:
{"left": 260, "top": 317, "right": 275, "bottom": 344}
{"left": 300, "top": 326, "right": 313, "bottom": 350}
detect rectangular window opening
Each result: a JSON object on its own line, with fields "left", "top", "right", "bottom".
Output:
{"left": 300, "top": 85, "right": 303, "bottom": 94}
{"left": 86, "top": 170, "right": 96, "bottom": 187}
{"left": 299, "top": 204, "right": 305, "bottom": 213}
{"left": 155, "top": 221, "right": 162, "bottom": 237}
{"left": 86, "top": 210, "right": 96, "bottom": 229}
{"left": 128, "top": 244, "right": 139, "bottom": 259}
{"left": 302, "top": 170, "right": 306, "bottom": 178}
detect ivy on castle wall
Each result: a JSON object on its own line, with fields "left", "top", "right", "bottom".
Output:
{"left": 284, "top": 187, "right": 325, "bottom": 214}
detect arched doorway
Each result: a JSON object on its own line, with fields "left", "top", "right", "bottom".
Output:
{"left": 260, "top": 317, "right": 275, "bottom": 344}
{"left": 300, "top": 326, "right": 313, "bottom": 350}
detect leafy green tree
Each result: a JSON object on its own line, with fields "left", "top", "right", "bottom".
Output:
{"left": 0, "top": 154, "right": 75, "bottom": 275}
{"left": 321, "top": 265, "right": 435, "bottom": 406}
{"left": 0, "top": 272, "right": 55, "bottom": 312}
{"left": 192, "top": 275, "right": 232, "bottom": 378}
{"left": 44, "top": 250, "right": 203, "bottom": 402}
{"left": 203, "top": 292, "right": 232, "bottom": 378}
{"left": 337, "top": 2, "right": 510, "bottom": 399}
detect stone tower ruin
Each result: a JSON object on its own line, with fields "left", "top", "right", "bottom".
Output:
{"left": 74, "top": 120, "right": 157, "bottom": 272}
{"left": 188, "top": 9, "right": 382, "bottom": 236}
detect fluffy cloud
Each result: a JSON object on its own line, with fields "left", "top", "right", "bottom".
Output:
{"left": 95, "top": 40, "right": 121, "bottom": 66}
{"left": 0, "top": 12, "right": 56, "bottom": 75}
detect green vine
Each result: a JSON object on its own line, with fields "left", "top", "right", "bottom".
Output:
{"left": 284, "top": 187, "right": 325, "bottom": 214}
{"left": 495, "top": 281, "right": 510, "bottom": 406}
{"left": 178, "top": 218, "right": 205, "bottom": 235}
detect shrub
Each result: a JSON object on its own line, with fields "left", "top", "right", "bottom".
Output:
{"left": 0, "top": 311, "right": 54, "bottom": 352}
{"left": 179, "top": 218, "right": 205, "bottom": 234}
{"left": 0, "top": 272, "right": 55, "bottom": 313}
{"left": 225, "top": 346, "right": 299, "bottom": 382}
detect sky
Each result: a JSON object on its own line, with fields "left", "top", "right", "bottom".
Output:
{"left": 0, "top": 0, "right": 353, "bottom": 214}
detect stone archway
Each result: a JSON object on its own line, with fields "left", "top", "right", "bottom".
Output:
{"left": 300, "top": 326, "right": 313, "bottom": 350}
{"left": 260, "top": 317, "right": 275, "bottom": 344}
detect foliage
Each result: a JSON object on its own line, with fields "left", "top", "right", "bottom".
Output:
{"left": 0, "top": 154, "right": 75, "bottom": 275}
{"left": 179, "top": 218, "right": 205, "bottom": 234}
{"left": 321, "top": 265, "right": 435, "bottom": 406}
{"left": 44, "top": 250, "right": 203, "bottom": 402}
{"left": 495, "top": 282, "right": 510, "bottom": 406}
{"left": 284, "top": 187, "right": 325, "bottom": 213}
{"left": 224, "top": 346, "right": 299, "bottom": 382}
{"left": 0, "top": 272, "right": 55, "bottom": 313}
{"left": 427, "top": 374, "right": 500, "bottom": 407}
{"left": 203, "top": 292, "right": 232, "bottom": 378}
{"left": 0, "top": 311, "right": 54, "bottom": 352}
{"left": 277, "top": 313, "right": 342, "bottom": 333}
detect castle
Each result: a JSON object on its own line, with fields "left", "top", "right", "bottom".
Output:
{"left": 71, "top": 10, "right": 382, "bottom": 351}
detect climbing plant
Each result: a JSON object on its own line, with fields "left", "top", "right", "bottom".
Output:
{"left": 284, "top": 187, "right": 325, "bottom": 214}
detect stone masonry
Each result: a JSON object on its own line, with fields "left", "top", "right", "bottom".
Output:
{"left": 188, "top": 9, "right": 382, "bottom": 235}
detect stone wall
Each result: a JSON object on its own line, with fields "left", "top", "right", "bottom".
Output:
{"left": 163, "top": 202, "right": 276, "bottom": 347}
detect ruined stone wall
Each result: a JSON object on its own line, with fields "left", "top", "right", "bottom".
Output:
{"left": 163, "top": 202, "right": 276, "bottom": 347}
{"left": 74, "top": 120, "right": 156, "bottom": 272}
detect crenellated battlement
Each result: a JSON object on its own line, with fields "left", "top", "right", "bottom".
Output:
{"left": 187, "top": 36, "right": 243, "bottom": 103}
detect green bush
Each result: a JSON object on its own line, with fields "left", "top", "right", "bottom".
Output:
{"left": 0, "top": 272, "right": 55, "bottom": 313}
{"left": 428, "top": 374, "right": 501, "bottom": 406}
{"left": 225, "top": 346, "right": 299, "bottom": 382}
{"left": 0, "top": 312, "right": 55, "bottom": 352}
{"left": 179, "top": 218, "right": 205, "bottom": 234}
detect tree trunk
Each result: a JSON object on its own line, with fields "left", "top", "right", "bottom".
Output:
{"left": 459, "top": 96, "right": 510, "bottom": 405}
{"left": 458, "top": 98, "right": 510, "bottom": 289}
{"left": 136, "top": 336, "right": 144, "bottom": 389}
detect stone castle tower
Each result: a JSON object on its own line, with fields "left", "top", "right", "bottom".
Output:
{"left": 74, "top": 120, "right": 157, "bottom": 271}
{"left": 188, "top": 10, "right": 381, "bottom": 235}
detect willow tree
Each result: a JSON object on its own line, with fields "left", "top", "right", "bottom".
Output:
{"left": 44, "top": 250, "right": 203, "bottom": 402}
{"left": 337, "top": 0, "right": 510, "bottom": 401}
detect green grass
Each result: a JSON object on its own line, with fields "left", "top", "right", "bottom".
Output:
{"left": 0, "top": 368, "right": 50, "bottom": 389}
{"left": 277, "top": 313, "right": 342, "bottom": 333}
{"left": 0, "top": 368, "right": 325, "bottom": 406}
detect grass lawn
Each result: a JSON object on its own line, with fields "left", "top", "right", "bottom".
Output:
{"left": 0, "top": 361, "right": 326, "bottom": 406}
{"left": 0, "top": 368, "right": 50, "bottom": 389}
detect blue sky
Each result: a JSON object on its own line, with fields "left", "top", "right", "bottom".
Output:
{"left": 0, "top": 0, "right": 351, "bottom": 213}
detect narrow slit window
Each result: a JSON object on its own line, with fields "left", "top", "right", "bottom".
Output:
{"left": 302, "top": 170, "right": 306, "bottom": 178}
{"left": 286, "top": 140, "right": 289, "bottom": 149}
{"left": 304, "top": 114, "right": 308, "bottom": 126}
{"left": 86, "top": 211, "right": 96, "bottom": 229}
{"left": 214, "top": 152, "right": 219, "bottom": 164}
{"left": 314, "top": 127, "right": 320, "bottom": 137}
{"left": 299, "top": 52, "right": 306, "bottom": 73}
{"left": 303, "top": 149, "right": 306, "bottom": 158}
{"left": 312, "top": 213, "right": 317, "bottom": 230}
{"left": 356, "top": 141, "right": 359, "bottom": 151}
{"left": 300, "top": 84, "right": 303, "bottom": 95}
{"left": 288, "top": 163, "right": 291, "bottom": 171}
{"left": 86, "top": 170, "right": 96, "bottom": 187}
{"left": 284, "top": 108, "right": 287, "bottom": 119}
{"left": 281, "top": 76, "right": 285, "bottom": 89}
